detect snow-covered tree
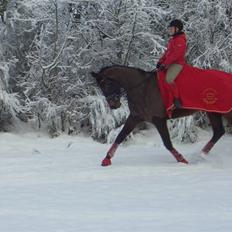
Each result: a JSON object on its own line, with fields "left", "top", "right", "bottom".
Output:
{"left": 1, "top": 0, "right": 232, "bottom": 142}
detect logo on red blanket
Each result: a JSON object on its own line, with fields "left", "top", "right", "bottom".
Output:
{"left": 202, "top": 88, "right": 218, "bottom": 105}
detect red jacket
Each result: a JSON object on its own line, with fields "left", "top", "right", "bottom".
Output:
{"left": 159, "top": 32, "right": 187, "bottom": 67}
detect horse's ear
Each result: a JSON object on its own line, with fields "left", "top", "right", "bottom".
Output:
{"left": 91, "top": 71, "right": 99, "bottom": 78}
{"left": 91, "top": 71, "right": 102, "bottom": 83}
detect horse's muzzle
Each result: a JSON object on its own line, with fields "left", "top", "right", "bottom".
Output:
{"left": 108, "top": 100, "right": 121, "bottom": 109}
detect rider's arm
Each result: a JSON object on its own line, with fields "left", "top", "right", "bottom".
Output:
{"left": 162, "top": 37, "right": 186, "bottom": 66}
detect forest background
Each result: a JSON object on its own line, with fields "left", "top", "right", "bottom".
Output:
{"left": 0, "top": 0, "right": 232, "bottom": 143}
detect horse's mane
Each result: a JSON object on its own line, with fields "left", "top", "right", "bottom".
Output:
{"left": 99, "top": 65, "right": 149, "bottom": 75}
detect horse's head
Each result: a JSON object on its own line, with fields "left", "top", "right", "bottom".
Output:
{"left": 91, "top": 70, "right": 121, "bottom": 110}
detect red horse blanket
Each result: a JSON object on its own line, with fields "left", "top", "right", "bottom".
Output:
{"left": 157, "top": 64, "right": 232, "bottom": 117}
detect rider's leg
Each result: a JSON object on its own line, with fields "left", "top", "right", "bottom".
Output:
{"left": 166, "top": 64, "right": 183, "bottom": 108}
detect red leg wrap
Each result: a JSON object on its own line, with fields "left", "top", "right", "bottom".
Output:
{"left": 101, "top": 143, "right": 118, "bottom": 167}
{"left": 171, "top": 149, "right": 188, "bottom": 164}
{"left": 202, "top": 141, "right": 214, "bottom": 154}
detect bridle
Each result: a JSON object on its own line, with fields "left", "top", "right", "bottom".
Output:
{"left": 99, "top": 77, "right": 121, "bottom": 102}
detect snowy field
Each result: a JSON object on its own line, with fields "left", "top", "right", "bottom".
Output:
{"left": 0, "top": 130, "right": 232, "bottom": 232}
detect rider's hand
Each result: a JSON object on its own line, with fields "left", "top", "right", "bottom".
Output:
{"left": 157, "top": 63, "right": 166, "bottom": 71}
{"left": 156, "top": 62, "right": 162, "bottom": 69}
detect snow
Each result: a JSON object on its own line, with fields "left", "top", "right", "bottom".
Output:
{"left": 0, "top": 130, "right": 232, "bottom": 232}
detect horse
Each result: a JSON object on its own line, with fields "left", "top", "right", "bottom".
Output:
{"left": 91, "top": 65, "right": 232, "bottom": 166}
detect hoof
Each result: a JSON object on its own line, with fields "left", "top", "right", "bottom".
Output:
{"left": 171, "top": 149, "right": 188, "bottom": 164}
{"left": 199, "top": 152, "right": 208, "bottom": 160}
{"left": 177, "top": 155, "right": 188, "bottom": 164}
{"left": 101, "top": 157, "right": 112, "bottom": 166}
{"left": 178, "top": 158, "right": 188, "bottom": 164}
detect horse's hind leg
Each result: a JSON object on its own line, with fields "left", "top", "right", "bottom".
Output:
{"left": 223, "top": 111, "right": 232, "bottom": 125}
{"left": 152, "top": 116, "right": 188, "bottom": 164}
{"left": 202, "top": 112, "right": 225, "bottom": 154}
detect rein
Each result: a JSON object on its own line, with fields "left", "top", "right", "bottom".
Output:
{"left": 124, "top": 73, "right": 154, "bottom": 93}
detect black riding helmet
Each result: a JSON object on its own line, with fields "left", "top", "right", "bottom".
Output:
{"left": 168, "top": 19, "right": 183, "bottom": 31}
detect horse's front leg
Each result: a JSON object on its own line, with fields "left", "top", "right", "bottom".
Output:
{"left": 152, "top": 116, "right": 188, "bottom": 164}
{"left": 102, "top": 114, "right": 141, "bottom": 166}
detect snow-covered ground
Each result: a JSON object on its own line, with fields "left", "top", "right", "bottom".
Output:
{"left": 0, "top": 129, "right": 232, "bottom": 232}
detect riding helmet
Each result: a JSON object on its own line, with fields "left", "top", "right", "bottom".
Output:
{"left": 168, "top": 19, "right": 184, "bottom": 31}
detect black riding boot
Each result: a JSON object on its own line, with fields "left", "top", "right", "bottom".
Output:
{"left": 174, "top": 98, "right": 182, "bottom": 108}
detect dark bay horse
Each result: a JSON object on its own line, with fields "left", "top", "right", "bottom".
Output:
{"left": 91, "top": 65, "right": 232, "bottom": 166}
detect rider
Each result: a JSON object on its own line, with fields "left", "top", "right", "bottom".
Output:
{"left": 157, "top": 19, "right": 187, "bottom": 108}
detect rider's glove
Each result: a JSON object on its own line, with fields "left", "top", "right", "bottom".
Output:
{"left": 156, "top": 62, "right": 166, "bottom": 71}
